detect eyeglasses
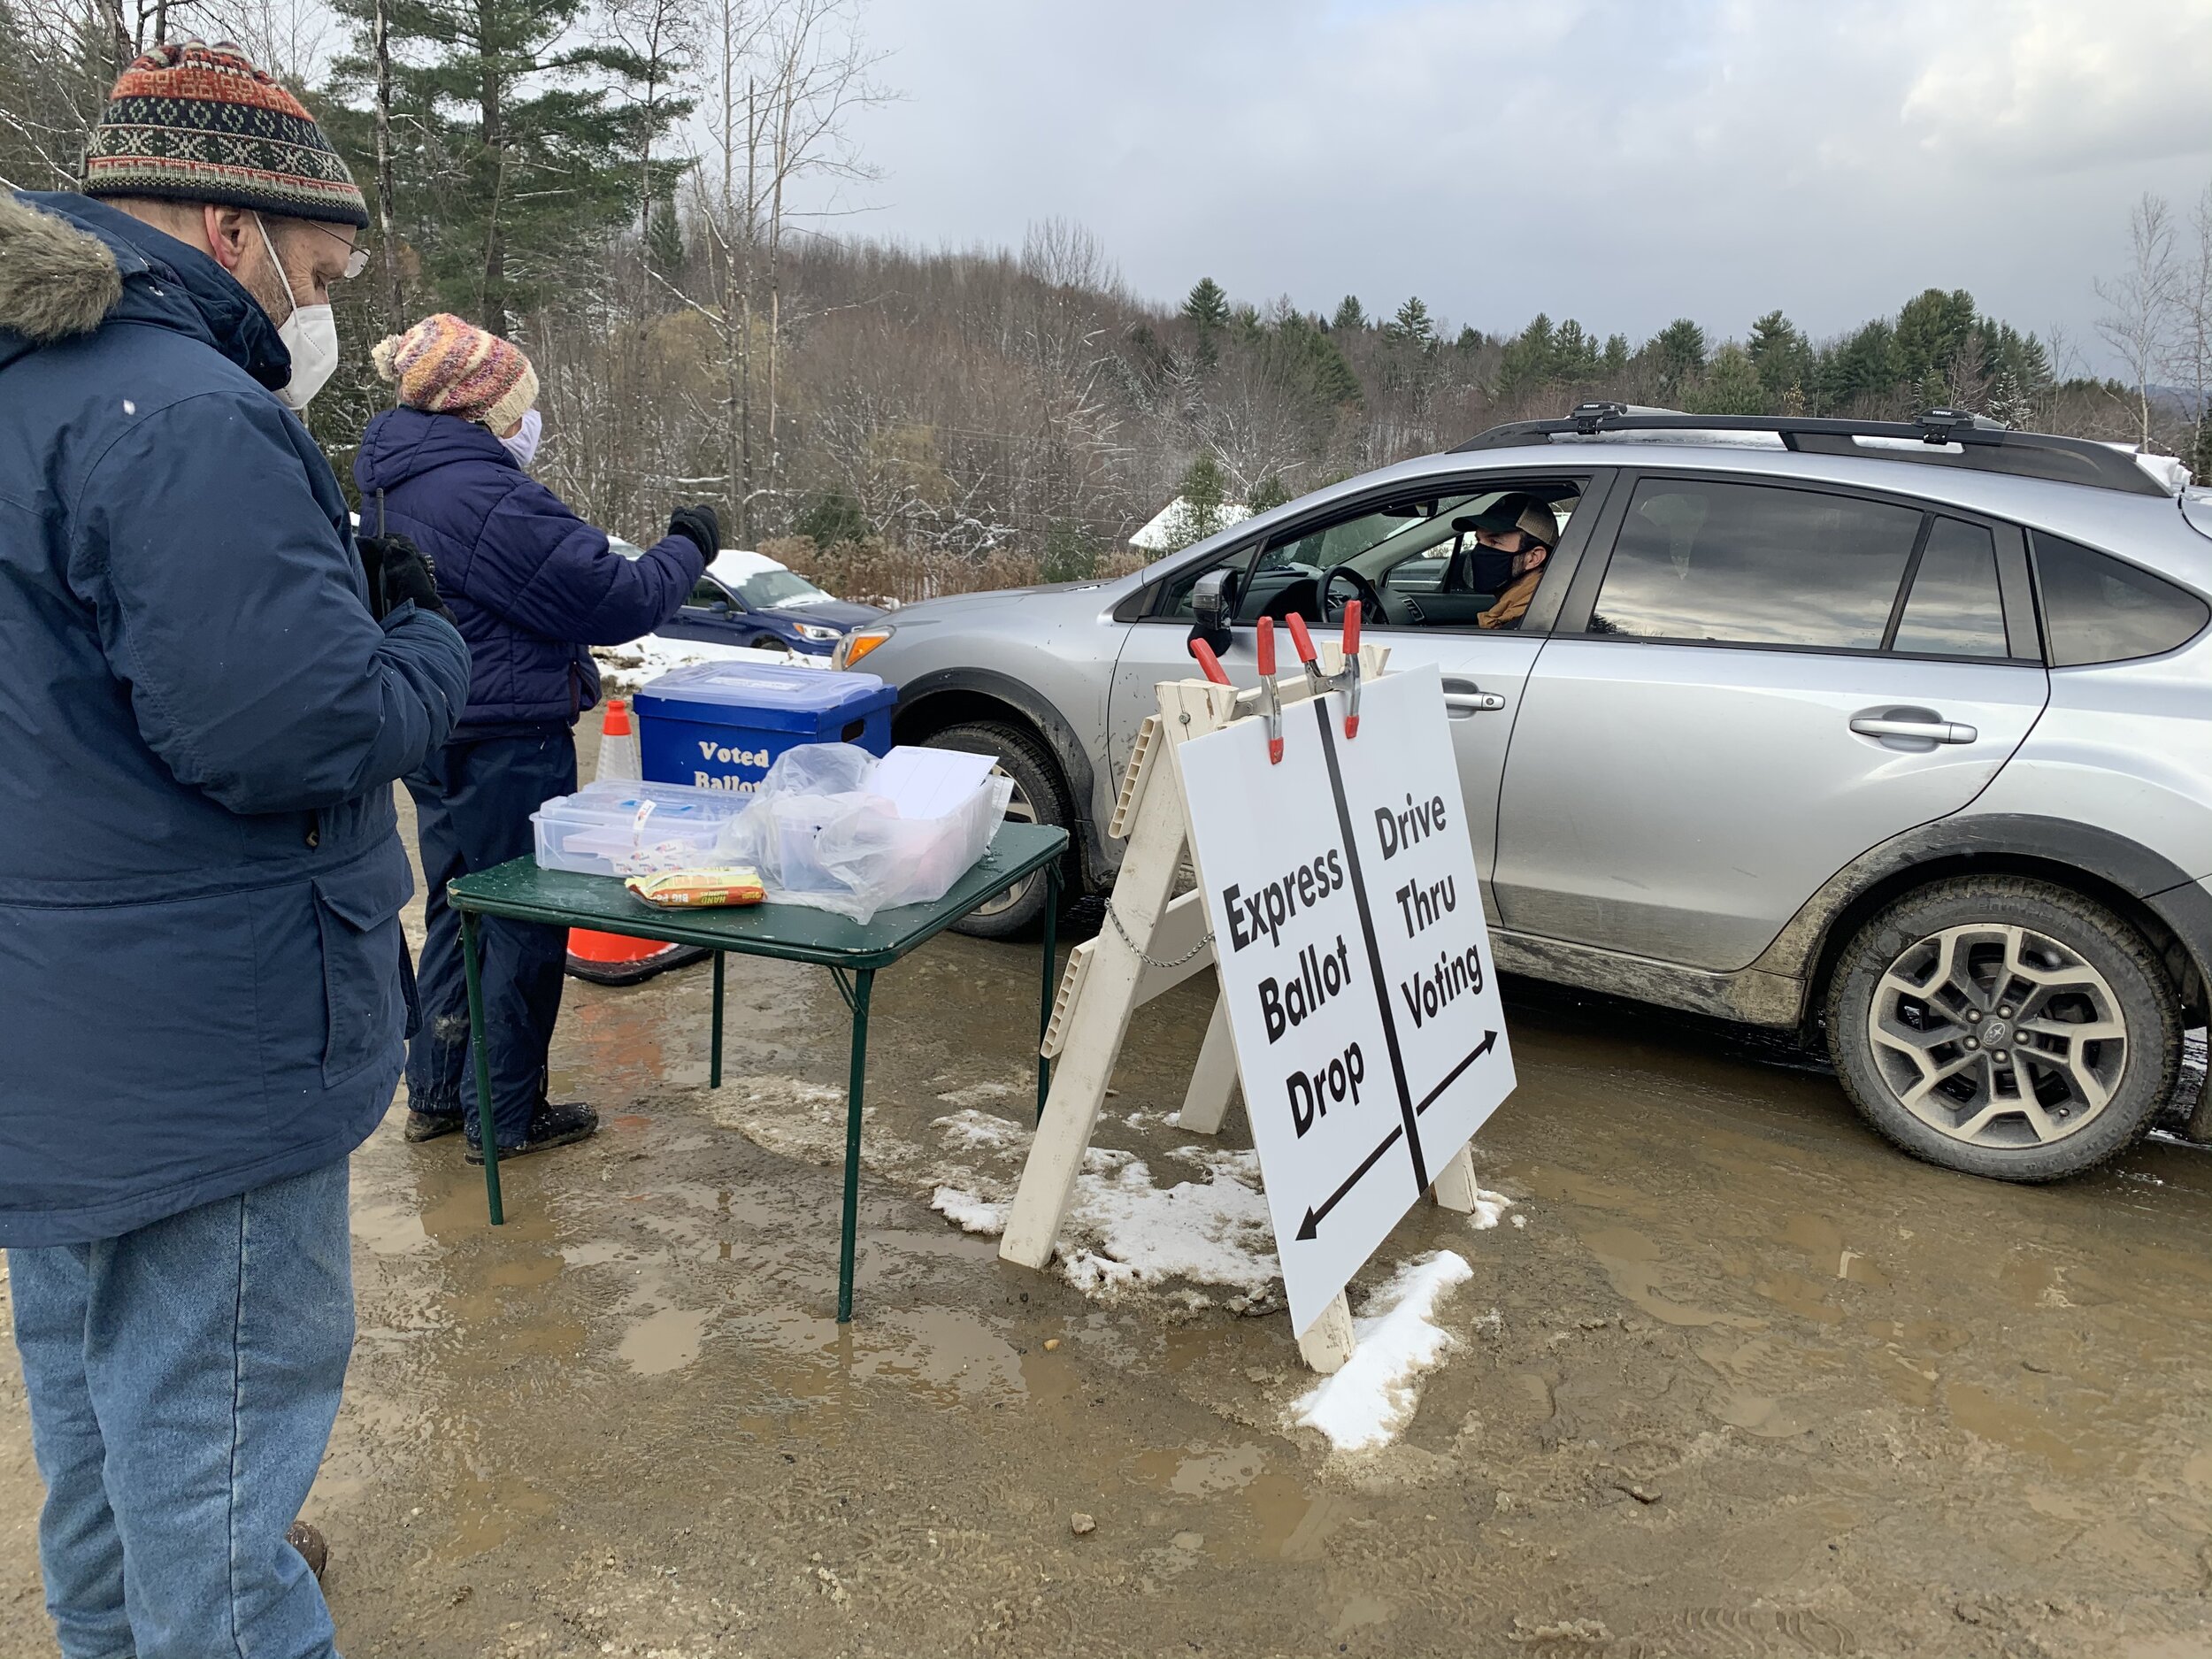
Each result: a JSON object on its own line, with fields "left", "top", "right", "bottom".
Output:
{"left": 293, "top": 218, "right": 372, "bottom": 281}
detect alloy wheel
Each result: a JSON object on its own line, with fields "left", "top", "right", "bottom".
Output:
{"left": 1867, "top": 922, "right": 2129, "bottom": 1149}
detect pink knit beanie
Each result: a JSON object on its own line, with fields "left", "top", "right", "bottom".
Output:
{"left": 370, "top": 313, "right": 538, "bottom": 432}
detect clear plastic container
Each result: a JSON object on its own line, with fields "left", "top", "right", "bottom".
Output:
{"left": 531, "top": 780, "right": 755, "bottom": 876}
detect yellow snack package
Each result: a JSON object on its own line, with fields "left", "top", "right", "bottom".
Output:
{"left": 624, "top": 867, "right": 767, "bottom": 909}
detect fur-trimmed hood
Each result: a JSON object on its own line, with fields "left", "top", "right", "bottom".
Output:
{"left": 0, "top": 192, "right": 288, "bottom": 387}
{"left": 0, "top": 191, "right": 120, "bottom": 342}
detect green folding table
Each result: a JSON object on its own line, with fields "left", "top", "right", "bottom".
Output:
{"left": 446, "top": 821, "right": 1068, "bottom": 1321}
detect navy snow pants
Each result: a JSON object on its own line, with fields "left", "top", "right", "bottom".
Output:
{"left": 405, "top": 727, "right": 577, "bottom": 1147}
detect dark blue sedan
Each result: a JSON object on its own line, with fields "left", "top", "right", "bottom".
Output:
{"left": 649, "top": 549, "right": 885, "bottom": 657}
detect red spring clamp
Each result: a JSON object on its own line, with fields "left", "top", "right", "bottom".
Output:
{"left": 1286, "top": 612, "right": 1325, "bottom": 696}
{"left": 1256, "top": 616, "right": 1284, "bottom": 764}
{"left": 1187, "top": 636, "right": 1233, "bottom": 686}
{"left": 1340, "top": 600, "right": 1363, "bottom": 739}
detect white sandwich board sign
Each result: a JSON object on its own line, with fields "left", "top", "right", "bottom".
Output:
{"left": 1175, "top": 663, "right": 1517, "bottom": 1336}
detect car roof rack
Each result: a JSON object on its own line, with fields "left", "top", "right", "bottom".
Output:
{"left": 1450, "top": 403, "right": 2170, "bottom": 497}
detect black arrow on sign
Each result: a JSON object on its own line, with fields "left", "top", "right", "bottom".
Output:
{"left": 1295, "top": 1031, "right": 1501, "bottom": 1241}
{"left": 1296, "top": 1125, "right": 1403, "bottom": 1240}
{"left": 1416, "top": 1031, "right": 1496, "bottom": 1116}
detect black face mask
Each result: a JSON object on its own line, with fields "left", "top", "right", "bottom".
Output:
{"left": 1465, "top": 545, "right": 1517, "bottom": 594}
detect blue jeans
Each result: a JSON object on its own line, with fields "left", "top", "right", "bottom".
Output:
{"left": 8, "top": 1159, "right": 354, "bottom": 1659}
{"left": 406, "top": 728, "right": 576, "bottom": 1145}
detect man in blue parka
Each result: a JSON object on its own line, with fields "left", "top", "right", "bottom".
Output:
{"left": 356, "top": 312, "right": 712, "bottom": 1162}
{"left": 0, "top": 41, "right": 470, "bottom": 1659}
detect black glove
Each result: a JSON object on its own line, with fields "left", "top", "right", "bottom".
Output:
{"left": 667, "top": 503, "right": 722, "bottom": 563}
{"left": 357, "top": 532, "right": 455, "bottom": 624}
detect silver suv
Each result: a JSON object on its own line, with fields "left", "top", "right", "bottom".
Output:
{"left": 844, "top": 409, "right": 2212, "bottom": 1181}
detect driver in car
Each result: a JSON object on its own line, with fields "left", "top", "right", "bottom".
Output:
{"left": 1468, "top": 495, "right": 1560, "bottom": 630}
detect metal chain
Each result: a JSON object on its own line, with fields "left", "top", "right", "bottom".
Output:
{"left": 1106, "top": 900, "right": 1213, "bottom": 969}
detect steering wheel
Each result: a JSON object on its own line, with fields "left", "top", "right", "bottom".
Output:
{"left": 1318, "top": 564, "right": 1386, "bottom": 626}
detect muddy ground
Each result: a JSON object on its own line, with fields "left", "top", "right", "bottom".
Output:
{"left": 6, "top": 769, "right": 2212, "bottom": 1658}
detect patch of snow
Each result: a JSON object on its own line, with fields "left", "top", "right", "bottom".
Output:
{"left": 1056, "top": 1149, "right": 1279, "bottom": 1298}
{"left": 1288, "top": 1252, "right": 1474, "bottom": 1453}
{"left": 1510, "top": 1212, "right": 1528, "bottom": 1230}
{"left": 931, "top": 1108, "right": 1021, "bottom": 1149}
{"left": 1468, "top": 1185, "right": 1514, "bottom": 1230}
{"left": 931, "top": 1187, "right": 1008, "bottom": 1234}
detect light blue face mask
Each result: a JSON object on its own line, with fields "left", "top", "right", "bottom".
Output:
{"left": 500, "top": 406, "right": 542, "bottom": 470}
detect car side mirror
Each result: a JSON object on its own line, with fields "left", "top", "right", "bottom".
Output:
{"left": 1189, "top": 567, "right": 1239, "bottom": 656}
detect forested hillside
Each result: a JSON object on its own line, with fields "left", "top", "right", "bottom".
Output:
{"left": 4, "top": 0, "right": 2207, "bottom": 596}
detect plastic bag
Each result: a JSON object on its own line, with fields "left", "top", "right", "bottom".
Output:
{"left": 718, "top": 743, "right": 1012, "bottom": 924}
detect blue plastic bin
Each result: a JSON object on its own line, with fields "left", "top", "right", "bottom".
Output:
{"left": 634, "top": 661, "right": 897, "bottom": 793}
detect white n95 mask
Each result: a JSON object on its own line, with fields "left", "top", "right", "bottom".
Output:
{"left": 500, "top": 406, "right": 542, "bottom": 470}
{"left": 255, "top": 215, "right": 340, "bottom": 412}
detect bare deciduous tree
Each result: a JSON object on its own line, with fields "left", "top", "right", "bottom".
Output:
{"left": 2096, "top": 191, "right": 2177, "bottom": 449}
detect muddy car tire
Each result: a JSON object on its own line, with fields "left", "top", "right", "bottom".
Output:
{"left": 1825, "top": 877, "right": 2178, "bottom": 1182}
{"left": 927, "top": 719, "right": 1072, "bottom": 941}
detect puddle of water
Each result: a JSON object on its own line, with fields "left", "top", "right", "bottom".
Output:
{"left": 618, "top": 1304, "right": 713, "bottom": 1376}
{"left": 1134, "top": 1444, "right": 1264, "bottom": 1497}
{"left": 352, "top": 1200, "right": 430, "bottom": 1257}
{"left": 1581, "top": 1225, "right": 1763, "bottom": 1329}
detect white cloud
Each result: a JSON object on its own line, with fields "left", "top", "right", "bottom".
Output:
{"left": 831, "top": 0, "right": 2212, "bottom": 366}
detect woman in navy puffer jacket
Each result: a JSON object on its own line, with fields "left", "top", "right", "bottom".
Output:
{"left": 356, "top": 312, "right": 714, "bottom": 1160}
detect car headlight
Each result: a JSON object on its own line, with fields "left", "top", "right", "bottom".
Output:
{"left": 836, "top": 626, "right": 894, "bottom": 671}
{"left": 793, "top": 622, "right": 842, "bottom": 642}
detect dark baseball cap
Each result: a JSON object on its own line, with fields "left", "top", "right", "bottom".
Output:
{"left": 1464, "top": 493, "right": 1559, "bottom": 549}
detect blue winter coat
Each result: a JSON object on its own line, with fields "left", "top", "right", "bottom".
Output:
{"left": 0, "top": 193, "right": 472, "bottom": 1247}
{"left": 355, "top": 407, "right": 705, "bottom": 729}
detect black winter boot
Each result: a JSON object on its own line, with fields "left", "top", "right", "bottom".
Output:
{"left": 465, "top": 1101, "right": 599, "bottom": 1164}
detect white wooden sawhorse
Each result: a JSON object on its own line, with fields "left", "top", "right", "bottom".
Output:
{"left": 998, "top": 651, "right": 1480, "bottom": 1372}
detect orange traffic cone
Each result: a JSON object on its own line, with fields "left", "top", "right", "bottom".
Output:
{"left": 565, "top": 696, "right": 707, "bottom": 986}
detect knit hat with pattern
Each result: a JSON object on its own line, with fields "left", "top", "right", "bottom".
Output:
{"left": 372, "top": 313, "right": 540, "bottom": 434}
{"left": 81, "top": 40, "right": 368, "bottom": 228}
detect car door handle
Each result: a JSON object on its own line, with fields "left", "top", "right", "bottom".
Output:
{"left": 1441, "top": 679, "right": 1508, "bottom": 716}
{"left": 1849, "top": 715, "right": 1978, "bottom": 745}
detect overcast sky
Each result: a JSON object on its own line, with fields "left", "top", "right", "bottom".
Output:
{"left": 834, "top": 0, "right": 2212, "bottom": 369}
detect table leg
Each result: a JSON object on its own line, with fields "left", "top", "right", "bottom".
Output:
{"left": 837, "top": 966, "right": 875, "bottom": 1324}
{"left": 462, "top": 910, "right": 503, "bottom": 1226}
{"left": 1037, "top": 864, "right": 1060, "bottom": 1123}
{"left": 710, "top": 950, "right": 726, "bottom": 1088}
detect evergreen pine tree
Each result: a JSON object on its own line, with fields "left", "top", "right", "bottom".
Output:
{"left": 1747, "top": 310, "right": 1813, "bottom": 397}
{"left": 1649, "top": 319, "right": 1707, "bottom": 399}
{"left": 1182, "top": 277, "right": 1230, "bottom": 330}
{"left": 1164, "top": 450, "right": 1231, "bottom": 549}
{"left": 1329, "top": 294, "right": 1365, "bottom": 333}
{"left": 1893, "top": 288, "right": 1977, "bottom": 391}
{"left": 330, "top": 0, "right": 689, "bottom": 331}
{"left": 1688, "top": 342, "right": 1767, "bottom": 416}
{"left": 1498, "top": 313, "right": 1555, "bottom": 396}
{"left": 1386, "top": 296, "right": 1435, "bottom": 347}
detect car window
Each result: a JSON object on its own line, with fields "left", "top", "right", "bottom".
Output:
{"left": 687, "top": 577, "right": 733, "bottom": 608}
{"left": 737, "top": 569, "right": 828, "bottom": 609}
{"left": 1148, "top": 485, "right": 1582, "bottom": 626}
{"left": 1590, "top": 479, "right": 1921, "bottom": 649}
{"left": 2032, "top": 531, "right": 2210, "bottom": 666}
{"left": 1891, "top": 518, "right": 2008, "bottom": 657}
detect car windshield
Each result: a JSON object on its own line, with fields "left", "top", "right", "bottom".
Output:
{"left": 735, "top": 568, "right": 829, "bottom": 608}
